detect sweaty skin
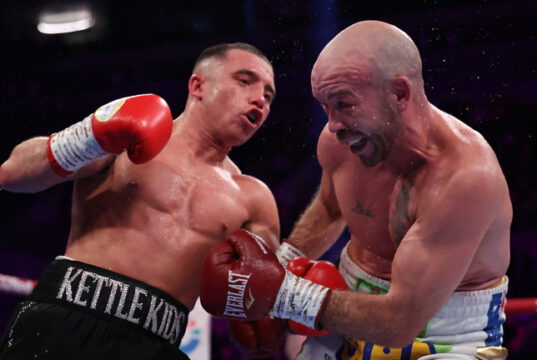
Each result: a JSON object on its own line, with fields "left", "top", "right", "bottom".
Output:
{"left": 288, "top": 21, "right": 511, "bottom": 347}
{"left": 0, "top": 49, "right": 279, "bottom": 310}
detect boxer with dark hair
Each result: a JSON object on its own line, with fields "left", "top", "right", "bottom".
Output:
{"left": 0, "top": 42, "right": 282, "bottom": 359}
{"left": 200, "top": 22, "right": 511, "bottom": 360}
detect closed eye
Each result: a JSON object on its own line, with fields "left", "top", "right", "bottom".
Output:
{"left": 337, "top": 101, "right": 353, "bottom": 109}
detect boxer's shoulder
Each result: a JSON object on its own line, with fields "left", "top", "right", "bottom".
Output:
{"left": 221, "top": 157, "right": 271, "bottom": 194}
{"left": 416, "top": 154, "right": 507, "bottom": 222}
{"left": 317, "top": 124, "right": 347, "bottom": 172}
{"left": 416, "top": 116, "right": 504, "bottom": 198}
{"left": 233, "top": 173, "right": 278, "bottom": 217}
{"left": 443, "top": 111, "right": 501, "bottom": 169}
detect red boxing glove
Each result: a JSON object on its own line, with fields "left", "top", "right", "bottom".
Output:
{"left": 199, "top": 229, "right": 286, "bottom": 321}
{"left": 287, "top": 257, "right": 347, "bottom": 337}
{"left": 228, "top": 315, "right": 286, "bottom": 358}
{"left": 200, "top": 229, "right": 333, "bottom": 332}
{"left": 47, "top": 94, "right": 173, "bottom": 177}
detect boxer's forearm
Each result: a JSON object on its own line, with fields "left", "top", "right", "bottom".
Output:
{"left": 0, "top": 137, "right": 65, "bottom": 193}
{"left": 288, "top": 190, "right": 346, "bottom": 259}
{"left": 320, "top": 290, "right": 420, "bottom": 348}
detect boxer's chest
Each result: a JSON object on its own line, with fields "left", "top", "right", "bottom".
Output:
{"left": 332, "top": 164, "right": 417, "bottom": 250}
{"left": 110, "top": 154, "right": 250, "bottom": 239}
{"left": 185, "top": 167, "right": 251, "bottom": 238}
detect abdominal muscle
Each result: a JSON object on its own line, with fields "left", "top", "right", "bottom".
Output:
{"left": 64, "top": 218, "right": 219, "bottom": 310}
{"left": 63, "top": 151, "right": 253, "bottom": 309}
{"left": 346, "top": 235, "right": 395, "bottom": 281}
{"left": 64, "top": 179, "right": 237, "bottom": 310}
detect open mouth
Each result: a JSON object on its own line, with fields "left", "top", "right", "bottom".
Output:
{"left": 349, "top": 137, "right": 367, "bottom": 153}
{"left": 245, "top": 110, "right": 260, "bottom": 125}
{"left": 337, "top": 129, "right": 367, "bottom": 152}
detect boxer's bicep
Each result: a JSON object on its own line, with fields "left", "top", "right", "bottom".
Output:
{"left": 243, "top": 179, "right": 280, "bottom": 251}
{"left": 389, "top": 171, "right": 498, "bottom": 335}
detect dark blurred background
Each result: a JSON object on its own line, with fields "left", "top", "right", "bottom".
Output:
{"left": 1, "top": 0, "right": 536, "bottom": 358}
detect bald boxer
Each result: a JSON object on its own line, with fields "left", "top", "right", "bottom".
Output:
{"left": 286, "top": 20, "right": 512, "bottom": 360}
{"left": 0, "top": 43, "right": 280, "bottom": 359}
{"left": 200, "top": 22, "right": 512, "bottom": 360}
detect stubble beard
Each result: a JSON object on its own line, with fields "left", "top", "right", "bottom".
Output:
{"left": 359, "top": 109, "right": 398, "bottom": 168}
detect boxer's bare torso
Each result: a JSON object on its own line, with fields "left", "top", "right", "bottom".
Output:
{"left": 65, "top": 122, "right": 279, "bottom": 309}
{"left": 284, "top": 21, "right": 512, "bottom": 345}
{"left": 0, "top": 48, "right": 278, "bottom": 310}
{"left": 317, "top": 108, "right": 511, "bottom": 291}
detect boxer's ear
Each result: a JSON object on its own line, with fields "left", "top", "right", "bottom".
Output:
{"left": 389, "top": 75, "right": 411, "bottom": 112}
{"left": 188, "top": 73, "right": 205, "bottom": 100}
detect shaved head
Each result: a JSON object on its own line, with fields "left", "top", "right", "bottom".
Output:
{"left": 310, "top": 21, "right": 428, "bottom": 168}
{"left": 312, "top": 20, "right": 423, "bottom": 90}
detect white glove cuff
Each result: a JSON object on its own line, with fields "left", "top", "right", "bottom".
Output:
{"left": 269, "top": 270, "right": 329, "bottom": 329}
{"left": 275, "top": 242, "right": 306, "bottom": 268}
{"left": 48, "top": 114, "right": 108, "bottom": 174}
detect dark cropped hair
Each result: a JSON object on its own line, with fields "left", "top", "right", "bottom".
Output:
{"left": 193, "top": 42, "right": 271, "bottom": 71}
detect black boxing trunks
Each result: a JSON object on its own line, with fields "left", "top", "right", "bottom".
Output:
{"left": 0, "top": 259, "right": 190, "bottom": 360}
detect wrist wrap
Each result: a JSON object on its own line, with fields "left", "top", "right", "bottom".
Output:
{"left": 269, "top": 270, "right": 330, "bottom": 329}
{"left": 46, "top": 115, "right": 108, "bottom": 177}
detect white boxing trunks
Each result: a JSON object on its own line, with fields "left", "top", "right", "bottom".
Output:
{"left": 295, "top": 244, "right": 508, "bottom": 360}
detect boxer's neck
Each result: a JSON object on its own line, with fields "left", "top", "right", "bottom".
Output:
{"left": 383, "top": 103, "right": 444, "bottom": 176}
{"left": 172, "top": 113, "right": 231, "bottom": 165}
